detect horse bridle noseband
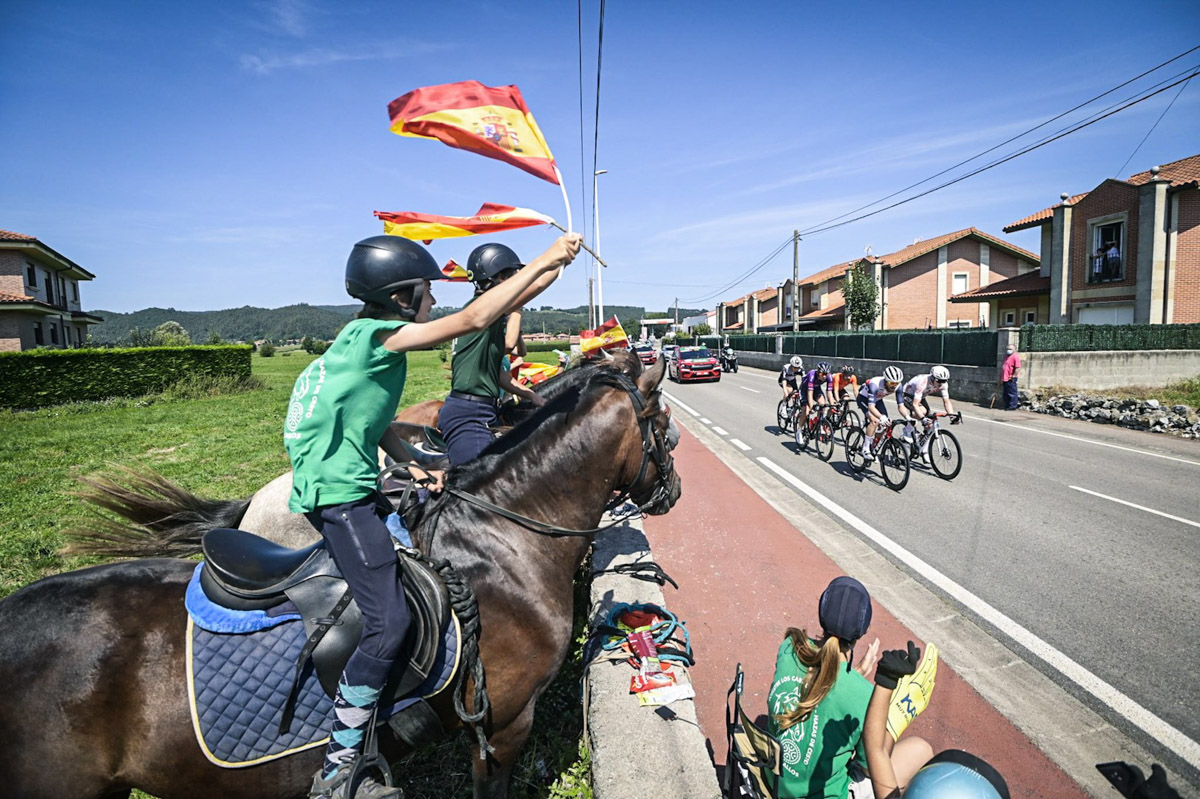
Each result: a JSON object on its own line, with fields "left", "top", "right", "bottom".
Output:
{"left": 443, "top": 371, "right": 676, "bottom": 538}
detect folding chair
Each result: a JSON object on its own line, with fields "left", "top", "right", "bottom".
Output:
{"left": 724, "top": 663, "right": 781, "bottom": 799}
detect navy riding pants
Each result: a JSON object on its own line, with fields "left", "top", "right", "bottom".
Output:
{"left": 307, "top": 493, "right": 410, "bottom": 688}
{"left": 440, "top": 394, "right": 499, "bottom": 467}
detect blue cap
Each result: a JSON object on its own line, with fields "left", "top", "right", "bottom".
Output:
{"left": 818, "top": 576, "right": 872, "bottom": 643}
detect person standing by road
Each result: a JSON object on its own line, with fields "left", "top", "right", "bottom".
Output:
{"left": 1001, "top": 344, "right": 1021, "bottom": 411}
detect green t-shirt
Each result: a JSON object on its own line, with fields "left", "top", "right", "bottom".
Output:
{"left": 766, "top": 636, "right": 873, "bottom": 799}
{"left": 450, "top": 298, "right": 507, "bottom": 398}
{"left": 284, "top": 318, "right": 408, "bottom": 513}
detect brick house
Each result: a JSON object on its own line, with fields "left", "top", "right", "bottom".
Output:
{"left": 716, "top": 285, "right": 780, "bottom": 333}
{"left": 0, "top": 229, "right": 102, "bottom": 351}
{"left": 789, "top": 228, "right": 1039, "bottom": 331}
{"left": 995, "top": 154, "right": 1200, "bottom": 325}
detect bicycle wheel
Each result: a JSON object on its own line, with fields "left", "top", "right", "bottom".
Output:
{"left": 880, "top": 439, "right": 911, "bottom": 491}
{"left": 794, "top": 412, "right": 811, "bottom": 450}
{"left": 839, "top": 408, "right": 861, "bottom": 440}
{"left": 815, "top": 419, "right": 836, "bottom": 461}
{"left": 776, "top": 399, "right": 791, "bottom": 433}
{"left": 928, "top": 429, "right": 963, "bottom": 480}
{"left": 844, "top": 427, "right": 868, "bottom": 472}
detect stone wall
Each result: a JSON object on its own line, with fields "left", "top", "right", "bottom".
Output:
{"left": 1024, "top": 349, "right": 1200, "bottom": 390}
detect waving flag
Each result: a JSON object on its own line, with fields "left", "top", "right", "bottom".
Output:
{"left": 441, "top": 259, "right": 472, "bottom": 281}
{"left": 388, "top": 81, "right": 560, "bottom": 184}
{"left": 376, "top": 203, "right": 554, "bottom": 243}
{"left": 580, "top": 316, "right": 629, "bottom": 354}
{"left": 509, "top": 358, "right": 561, "bottom": 387}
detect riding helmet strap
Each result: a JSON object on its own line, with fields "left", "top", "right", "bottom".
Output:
{"left": 278, "top": 585, "right": 354, "bottom": 735}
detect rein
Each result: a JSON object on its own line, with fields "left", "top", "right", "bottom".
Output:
{"left": 443, "top": 371, "right": 674, "bottom": 538}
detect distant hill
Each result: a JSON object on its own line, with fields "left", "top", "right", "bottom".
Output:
{"left": 90, "top": 302, "right": 709, "bottom": 344}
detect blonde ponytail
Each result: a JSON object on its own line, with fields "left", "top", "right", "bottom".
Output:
{"left": 773, "top": 628, "right": 844, "bottom": 731}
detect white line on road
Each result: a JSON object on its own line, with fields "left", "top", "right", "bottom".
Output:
{"left": 755, "top": 454, "right": 1200, "bottom": 768}
{"left": 729, "top": 438, "right": 751, "bottom": 451}
{"left": 973, "top": 415, "right": 1200, "bottom": 468}
{"left": 1069, "top": 486, "right": 1200, "bottom": 529}
{"left": 739, "top": 386, "right": 761, "bottom": 394}
{"left": 713, "top": 426, "right": 729, "bottom": 435}
{"left": 663, "top": 392, "right": 700, "bottom": 417}
{"left": 700, "top": 418, "right": 711, "bottom": 424}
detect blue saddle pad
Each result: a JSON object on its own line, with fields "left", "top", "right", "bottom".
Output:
{"left": 185, "top": 564, "right": 461, "bottom": 767}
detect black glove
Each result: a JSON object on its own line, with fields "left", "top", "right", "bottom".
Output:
{"left": 875, "top": 641, "right": 921, "bottom": 689}
{"left": 950, "top": 415, "right": 962, "bottom": 425}
{"left": 1134, "top": 764, "right": 1181, "bottom": 799}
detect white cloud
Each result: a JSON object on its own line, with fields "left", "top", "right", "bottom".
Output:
{"left": 269, "top": 0, "right": 310, "bottom": 37}
{"left": 239, "top": 40, "right": 453, "bottom": 75}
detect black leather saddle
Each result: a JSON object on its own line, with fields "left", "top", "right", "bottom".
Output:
{"left": 199, "top": 528, "right": 453, "bottom": 705}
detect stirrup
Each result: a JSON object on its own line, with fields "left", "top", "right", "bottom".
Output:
{"left": 345, "top": 707, "right": 394, "bottom": 795}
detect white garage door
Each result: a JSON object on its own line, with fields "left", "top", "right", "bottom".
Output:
{"left": 1078, "top": 304, "right": 1134, "bottom": 325}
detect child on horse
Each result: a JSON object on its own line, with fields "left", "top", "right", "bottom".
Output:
{"left": 285, "top": 233, "right": 581, "bottom": 798}
{"left": 441, "top": 242, "right": 553, "bottom": 467}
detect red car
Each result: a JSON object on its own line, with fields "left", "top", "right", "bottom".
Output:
{"left": 634, "top": 344, "right": 658, "bottom": 365}
{"left": 668, "top": 346, "right": 720, "bottom": 382}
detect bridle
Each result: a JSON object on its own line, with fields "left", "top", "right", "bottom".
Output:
{"left": 442, "top": 370, "right": 677, "bottom": 538}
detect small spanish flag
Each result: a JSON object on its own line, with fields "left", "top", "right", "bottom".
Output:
{"left": 580, "top": 316, "right": 629, "bottom": 354}
{"left": 388, "top": 81, "right": 560, "bottom": 184}
{"left": 441, "top": 259, "right": 472, "bottom": 281}
{"left": 376, "top": 203, "right": 554, "bottom": 242}
{"left": 509, "top": 358, "right": 561, "bottom": 387}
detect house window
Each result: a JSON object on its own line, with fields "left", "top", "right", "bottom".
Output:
{"left": 1002, "top": 310, "right": 1016, "bottom": 326}
{"left": 1023, "top": 309, "right": 1037, "bottom": 325}
{"left": 45, "top": 272, "right": 54, "bottom": 304}
{"left": 72, "top": 281, "right": 79, "bottom": 302}
{"left": 50, "top": 324, "right": 59, "bottom": 345}
{"left": 947, "top": 320, "right": 971, "bottom": 329}
{"left": 26, "top": 263, "right": 36, "bottom": 288}
{"left": 952, "top": 273, "right": 969, "bottom": 295}
{"left": 34, "top": 322, "right": 43, "bottom": 346}
{"left": 1089, "top": 220, "right": 1124, "bottom": 283}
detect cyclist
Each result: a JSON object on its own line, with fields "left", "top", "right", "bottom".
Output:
{"left": 778, "top": 355, "right": 804, "bottom": 400}
{"left": 856, "top": 366, "right": 904, "bottom": 461}
{"left": 832, "top": 364, "right": 859, "bottom": 403}
{"left": 799, "top": 361, "right": 834, "bottom": 426}
{"left": 896, "top": 365, "right": 957, "bottom": 457}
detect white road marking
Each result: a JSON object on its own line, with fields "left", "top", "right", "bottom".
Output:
{"left": 973, "top": 415, "right": 1200, "bottom": 468}
{"left": 739, "top": 386, "right": 761, "bottom": 394}
{"left": 729, "top": 438, "right": 751, "bottom": 451}
{"left": 663, "top": 392, "right": 700, "bottom": 417}
{"left": 739, "top": 370, "right": 776, "bottom": 381}
{"left": 700, "top": 417, "right": 712, "bottom": 424}
{"left": 1069, "top": 486, "right": 1200, "bottom": 530}
{"left": 755, "top": 454, "right": 1200, "bottom": 768}
{"left": 713, "top": 426, "right": 729, "bottom": 435}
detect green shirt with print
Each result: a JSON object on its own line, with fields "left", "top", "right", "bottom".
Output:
{"left": 284, "top": 318, "right": 407, "bottom": 513}
{"left": 766, "top": 636, "right": 873, "bottom": 799}
{"left": 450, "top": 297, "right": 507, "bottom": 398}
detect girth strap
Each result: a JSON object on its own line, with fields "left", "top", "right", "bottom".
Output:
{"left": 278, "top": 585, "right": 354, "bottom": 735}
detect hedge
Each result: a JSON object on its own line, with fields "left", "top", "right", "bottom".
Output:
{"left": 524, "top": 339, "right": 571, "bottom": 352}
{"left": 1019, "top": 323, "right": 1200, "bottom": 352}
{"left": 0, "top": 345, "right": 252, "bottom": 409}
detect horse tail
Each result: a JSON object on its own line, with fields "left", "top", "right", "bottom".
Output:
{"left": 64, "top": 467, "right": 250, "bottom": 559}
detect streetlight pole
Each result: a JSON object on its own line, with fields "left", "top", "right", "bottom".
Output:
{"left": 593, "top": 169, "right": 607, "bottom": 322}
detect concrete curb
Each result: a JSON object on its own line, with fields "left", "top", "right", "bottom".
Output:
{"left": 586, "top": 515, "right": 723, "bottom": 799}
{"left": 671, "top": 411, "right": 1199, "bottom": 797}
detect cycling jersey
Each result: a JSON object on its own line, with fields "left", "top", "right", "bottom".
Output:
{"left": 778, "top": 365, "right": 802, "bottom": 386}
{"left": 858, "top": 376, "right": 891, "bottom": 403}
{"left": 801, "top": 370, "right": 833, "bottom": 396}
{"left": 831, "top": 373, "right": 859, "bottom": 396}
{"left": 899, "top": 374, "right": 949, "bottom": 404}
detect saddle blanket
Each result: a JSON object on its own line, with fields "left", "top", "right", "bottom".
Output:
{"left": 184, "top": 564, "right": 460, "bottom": 767}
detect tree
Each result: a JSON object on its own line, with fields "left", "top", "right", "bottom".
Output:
{"left": 258, "top": 340, "right": 276, "bottom": 357}
{"left": 124, "top": 327, "right": 151, "bottom": 347}
{"left": 205, "top": 330, "right": 224, "bottom": 345}
{"left": 692, "top": 323, "right": 713, "bottom": 336}
{"left": 150, "top": 321, "right": 191, "bottom": 347}
{"left": 842, "top": 264, "right": 881, "bottom": 330}
{"left": 301, "top": 336, "right": 315, "bottom": 353}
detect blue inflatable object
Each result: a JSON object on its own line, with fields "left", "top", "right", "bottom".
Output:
{"left": 904, "top": 750, "right": 1009, "bottom": 799}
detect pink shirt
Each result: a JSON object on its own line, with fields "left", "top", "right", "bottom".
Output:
{"left": 1002, "top": 352, "right": 1021, "bottom": 381}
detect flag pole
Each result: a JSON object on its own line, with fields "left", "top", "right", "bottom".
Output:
{"left": 553, "top": 165, "right": 572, "bottom": 233}
{"left": 549, "top": 221, "right": 607, "bottom": 266}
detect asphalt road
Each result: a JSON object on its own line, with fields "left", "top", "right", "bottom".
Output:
{"left": 661, "top": 364, "right": 1200, "bottom": 774}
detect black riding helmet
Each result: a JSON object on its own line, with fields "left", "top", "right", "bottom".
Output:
{"left": 467, "top": 242, "right": 523, "bottom": 289}
{"left": 345, "top": 236, "right": 445, "bottom": 320}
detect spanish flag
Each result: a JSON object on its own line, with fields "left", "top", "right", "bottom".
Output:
{"left": 580, "top": 316, "right": 629, "bottom": 354}
{"left": 375, "top": 203, "right": 554, "bottom": 242}
{"left": 509, "top": 358, "right": 561, "bottom": 387}
{"left": 441, "top": 259, "right": 472, "bottom": 281}
{"left": 388, "top": 81, "right": 560, "bottom": 184}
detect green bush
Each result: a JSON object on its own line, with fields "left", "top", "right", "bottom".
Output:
{"left": 524, "top": 339, "right": 571, "bottom": 353}
{"left": 0, "top": 345, "right": 252, "bottom": 409}
{"left": 258, "top": 341, "right": 276, "bottom": 357}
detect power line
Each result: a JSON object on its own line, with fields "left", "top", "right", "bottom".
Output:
{"left": 1114, "top": 74, "right": 1194, "bottom": 178}
{"left": 590, "top": 0, "right": 606, "bottom": 206}
{"left": 798, "top": 68, "right": 1199, "bottom": 238}
{"left": 796, "top": 44, "right": 1200, "bottom": 236}
{"left": 682, "top": 236, "right": 794, "bottom": 304}
{"left": 576, "top": 0, "right": 590, "bottom": 301}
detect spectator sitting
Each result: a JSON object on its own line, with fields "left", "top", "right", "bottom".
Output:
{"left": 767, "top": 577, "right": 933, "bottom": 799}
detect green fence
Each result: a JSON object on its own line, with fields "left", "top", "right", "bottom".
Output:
{"left": 723, "top": 334, "right": 776, "bottom": 353}
{"left": 772, "top": 329, "right": 997, "bottom": 366}
{"left": 1019, "top": 323, "right": 1200, "bottom": 352}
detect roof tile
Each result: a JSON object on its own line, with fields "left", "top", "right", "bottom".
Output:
{"left": 948, "top": 271, "right": 1049, "bottom": 301}
{"left": 0, "top": 229, "right": 37, "bottom": 241}
{"left": 0, "top": 291, "right": 35, "bottom": 302}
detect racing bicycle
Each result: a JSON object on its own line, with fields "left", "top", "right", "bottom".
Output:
{"left": 794, "top": 402, "right": 836, "bottom": 461}
{"left": 844, "top": 417, "right": 910, "bottom": 490}
{"left": 776, "top": 390, "right": 802, "bottom": 434}
{"left": 890, "top": 412, "right": 964, "bottom": 480}
{"left": 826, "top": 395, "right": 862, "bottom": 441}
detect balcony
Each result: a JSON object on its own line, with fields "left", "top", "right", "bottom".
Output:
{"left": 1088, "top": 254, "right": 1123, "bottom": 284}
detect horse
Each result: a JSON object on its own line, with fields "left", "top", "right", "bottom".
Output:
{"left": 0, "top": 352, "right": 679, "bottom": 799}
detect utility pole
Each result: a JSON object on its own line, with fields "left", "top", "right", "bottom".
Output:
{"left": 792, "top": 229, "right": 800, "bottom": 332}
{"left": 674, "top": 297, "right": 679, "bottom": 326}
{"left": 588, "top": 278, "right": 595, "bottom": 330}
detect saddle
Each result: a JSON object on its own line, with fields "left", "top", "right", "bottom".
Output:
{"left": 199, "top": 528, "right": 451, "bottom": 706}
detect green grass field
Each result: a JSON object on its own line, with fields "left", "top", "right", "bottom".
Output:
{"left": 0, "top": 348, "right": 590, "bottom": 798}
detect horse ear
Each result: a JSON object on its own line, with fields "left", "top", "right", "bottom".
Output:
{"left": 638, "top": 356, "right": 666, "bottom": 396}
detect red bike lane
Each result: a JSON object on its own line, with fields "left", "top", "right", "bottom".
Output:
{"left": 641, "top": 427, "right": 1088, "bottom": 799}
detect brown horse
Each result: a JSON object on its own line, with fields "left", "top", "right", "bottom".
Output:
{"left": 0, "top": 353, "right": 679, "bottom": 799}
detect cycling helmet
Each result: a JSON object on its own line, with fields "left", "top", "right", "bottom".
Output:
{"left": 818, "top": 576, "right": 872, "bottom": 643}
{"left": 931, "top": 365, "right": 951, "bottom": 382}
{"left": 816, "top": 361, "right": 831, "bottom": 374}
{"left": 904, "top": 750, "right": 1009, "bottom": 799}
{"left": 840, "top": 365, "right": 855, "bottom": 377}
{"left": 789, "top": 356, "right": 803, "bottom": 369}
{"left": 345, "top": 236, "right": 445, "bottom": 320}
{"left": 467, "top": 242, "right": 523, "bottom": 288}
{"left": 884, "top": 366, "right": 904, "bottom": 384}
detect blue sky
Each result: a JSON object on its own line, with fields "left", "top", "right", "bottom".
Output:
{"left": 1, "top": 1, "right": 1197, "bottom": 314}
